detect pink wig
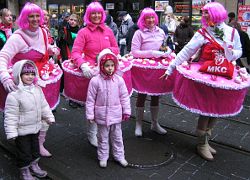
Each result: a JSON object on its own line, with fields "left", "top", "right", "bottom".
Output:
{"left": 84, "top": 2, "right": 106, "bottom": 25}
{"left": 137, "top": 8, "right": 159, "bottom": 30}
{"left": 201, "top": 2, "right": 227, "bottom": 27}
{"left": 17, "top": 2, "right": 44, "bottom": 30}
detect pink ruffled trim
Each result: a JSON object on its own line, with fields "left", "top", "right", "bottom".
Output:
{"left": 133, "top": 88, "right": 171, "bottom": 96}
{"left": 177, "top": 65, "right": 250, "bottom": 90}
{"left": 62, "top": 92, "right": 85, "bottom": 105}
{"left": 43, "top": 70, "right": 63, "bottom": 85}
{"left": 172, "top": 94, "right": 243, "bottom": 117}
{"left": 50, "top": 95, "right": 60, "bottom": 110}
{"left": 132, "top": 63, "right": 168, "bottom": 70}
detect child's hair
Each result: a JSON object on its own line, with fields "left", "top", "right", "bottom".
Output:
{"left": 201, "top": 2, "right": 227, "bottom": 27}
{"left": 17, "top": 2, "right": 44, "bottom": 29}
{"left": 137, "top": 7, "right": 159, "bottom": 30}
{"left": 83, "top": 2, "right": 106, "bottom": 25}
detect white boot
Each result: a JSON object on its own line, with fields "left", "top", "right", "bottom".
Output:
{"left": 118, "top": 159, "right": 128, "bottom": 167}
{"left": 135, "top": 107, "right": 144, "bottom": 137}
{"left": 206, "top": 129, "right": 217, "bottom": 155}
{"left": 150, "top": 106, "right": 167, "bottom": 135}
{"left": 87, "top": 121, "right": 98, "bottom": 147}
{"left": 99, "top": 160, "right": 107, "bottom": 168}
{"left": 197, "top": 130, "right": 214, "bottom": 161}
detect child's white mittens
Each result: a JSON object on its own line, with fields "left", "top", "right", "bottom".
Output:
{"left": 151, "top": 50, "right": 165, "bottom": 58}
{"left": 222, "top": 42, "right": 234, "bottom": 61}
{"left": 45, "top": 118, "right": 55, "bottom": 125}
{"left": 80, "top": 63, "right": 93, "bottom": 79}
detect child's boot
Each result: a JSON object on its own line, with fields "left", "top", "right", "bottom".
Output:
{"left": 196, "top": 129, "right": 214, "bottom": 161}
{"left": 150, "top": 106, "right": 167, "bottom": 134}
{"left": 135, "top": 107, "right": 144, "bottom": 136}
{"left": 30, "top": 158, "right": 47, "bottom": 178}
{"left": 99, "top": 160, "right": 107, "bottom": 168}
{"left": 87, "top": 121, "right": 98, "bottom": 147}
{"left": 19, "top": 166, "right": 34, "bottom": 180}
{"left": 38, "top": 131, "right": 52, "bottom": 157}
{"left": 118, "top": 159, "right": 128, "bottom": 167}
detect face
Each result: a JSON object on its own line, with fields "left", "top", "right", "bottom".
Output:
{"left": 1, "top": 10, "right": 13, "bottom": 25}
{"left": 43, "top": 10, "right": 50, "bottom": 24}
{"left": 202, "top": 10, "right": 210, "bottom": 23}
{"left": 28, "top": 12, "right": 40, "bottom": 31}
{"left": 68, "top": 17, "right": 78, "bottom": 27}
{"left": 90, "top": 12, "right": 102, "bottom": 24}
{"left": 145, "top": 15, "right": 155, "bottom": 29}
{"left": 21, "top": 72, "right": 35, "bottom": 85}
{"left": 104, "top": 60, "right": 115, "bottom": 75}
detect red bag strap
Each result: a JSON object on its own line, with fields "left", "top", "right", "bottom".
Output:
{"left": 198, "top": 28, "right": 223, "bottom": 50}
{"left": 41, "top": 27, "right": 48, "bottom": 51}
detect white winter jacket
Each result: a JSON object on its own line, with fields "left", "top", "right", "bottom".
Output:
{"left": 4, "top": 60, "right": 55, "bottom": 140}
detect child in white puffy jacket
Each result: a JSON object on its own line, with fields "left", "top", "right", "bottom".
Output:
{"left": 86, "top": 49, "right": 131, "bottom": 168}
{"left": 4, "top": 60, "right": 55, "bottom": 179}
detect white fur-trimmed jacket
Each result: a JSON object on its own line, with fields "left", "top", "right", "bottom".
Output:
{"left": 4, "top": 60, "right": 55, "bottom": 140}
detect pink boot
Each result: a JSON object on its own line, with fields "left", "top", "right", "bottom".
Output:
{"left": 30, "top": 159, "right": 47, "bottom": 178}
{"left": 19, "top": 166, "right": 34, "bottom": 180}
{"left": 38, "top": 131, "right": 52, "bottom": 157}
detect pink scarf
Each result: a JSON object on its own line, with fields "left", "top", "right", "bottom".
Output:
{"left": 0, "top": 23, "right": 13, "bottom": 39}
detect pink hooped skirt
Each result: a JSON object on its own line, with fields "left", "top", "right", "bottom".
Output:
{"left": 131, "top": 55, "right": 176, "bottom": 95}
{"left": 0, "top": 63, "right": 62, "bottom": 111}
{"left": 173, "top": 63, "right": 250, "bottom": 117}
{"left": 62, "top": 59, "right": 133, "bottom": 104}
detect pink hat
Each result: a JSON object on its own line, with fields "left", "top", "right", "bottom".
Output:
{"left": 21, "top": 63, "right": 36, "bottom": 74}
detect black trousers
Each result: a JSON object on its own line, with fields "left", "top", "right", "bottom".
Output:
{"left": 15, "top": 133, "right": 40, "bottom": 168}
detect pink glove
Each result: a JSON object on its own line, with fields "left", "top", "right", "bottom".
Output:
{"left": 122, "top": 114, "right": 130, "bottom": 121}
{"left": 3, "top": 79, "right": 17, "bottom": 92}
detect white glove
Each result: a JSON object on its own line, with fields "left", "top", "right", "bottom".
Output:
{"left": 162, "top": 48, "right": 172, "bottom": 57}
{"left": 3, "top": 79, "right": 17, "bottom": 92}
{"left": 222, "top": 42, "right": 234, "bottom": 61}
{"left": 52, "top": 47, "right": 60, "bottom": 56}
{"left": 80, "top": 63, "right": 93, "bottom": 79}
{"left": 151, "top": 50, "right": 165, "bottom": 58}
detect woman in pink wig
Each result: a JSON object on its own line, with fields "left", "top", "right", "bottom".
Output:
{"left": 69, "top": 2, "right": 119, "bottom": 147}
{"left": 131, "top": 7, "right": 174, "bottom": 137}
{"left": 0, "top": 2, "right": 62, "bottom": 158}
{"left": 161, "top": 2, "right": 248, "bottom": 161}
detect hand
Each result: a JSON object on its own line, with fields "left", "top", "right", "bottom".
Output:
{"left": 222, "top": 42, "right": 234, "bottom": 61}
{"left": 159, "top": 72, "right": 169, "bottom": 80}
{"left": 80, "top": 63, "right": 93, "bottom": 79}
{"left": 3, "top": 79, "right": 17, "bottom": 92}
{"left": 152, "top": 50, "right": 165, "bottom": 58}
{"left": 122, "top": 114, "right": 130, "bottom": 121}
{"left": 52, "top": 47, "right": 60, "bottom": 56}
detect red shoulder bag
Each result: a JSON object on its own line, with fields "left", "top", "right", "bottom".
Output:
{"left": 198, "top": 28, "right": 235, "bottom": 79}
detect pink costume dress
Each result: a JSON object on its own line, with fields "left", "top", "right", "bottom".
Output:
{"left": 0, "top": 27, "right": 62, "bottom": 111}
{"left": 131, "top": 26, "right": 176, "bottom": 95}
{"left": 62, "top": 23, "right": 132, "bottom": 104}
{"left": 169, "top": 24, "right": 250, "bottom": 117}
